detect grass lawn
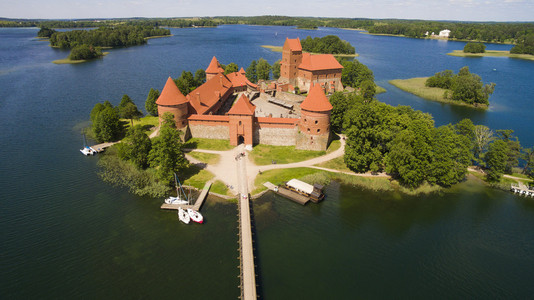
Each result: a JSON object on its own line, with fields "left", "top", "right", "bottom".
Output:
{"left": 250, "top": 145, "right": 325, "bottom": 165}
{"left": 183, "top": 168, "right": 214, "bottom": 190}
{"left": 326, "top": 139, "right": 341, "bottom": 154}
{"left": 389, "top": 77, "right": 488, "bottom": 109}
{"left": 122, "top": 115, "right": 159, "bottom": 134}
{"left": 211, "top": 180, "right": 232, "bottom": 197}
{"left": 447, "top": 50, "right": 534, "bottom": 61}
{"left": 184, "top": 138, "right": 233, "bottom": 151}
{"left": 253, "top": 167, "right": 322, "bottom": 193}
{"left": 315, "top": 156, "right": 351, "bottom": 172}
{"left": 187, "top": 152, "right": 221, "bottom": 164}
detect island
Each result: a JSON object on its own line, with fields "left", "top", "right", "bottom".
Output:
{"left": 262, "top": 35, "right": 358, "bottom": 57}
{"left": 389, "top": 66, "right": 495, "bottom": 109}
{"left": 447, "top": 50, "right": 534, "bottom": 61}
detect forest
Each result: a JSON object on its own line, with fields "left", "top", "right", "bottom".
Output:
{"left": 48, "top": 25, "right": 170, "bottom": 49}
{"left": 300, "top": 35, "right": 355, "bottom": 54}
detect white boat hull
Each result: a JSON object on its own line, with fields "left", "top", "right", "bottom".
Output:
{"left": 178, "top": 208, "right": 190, "bottom": 224}
{"left": 187, "top": 208, "right": 203, "bottom": 224}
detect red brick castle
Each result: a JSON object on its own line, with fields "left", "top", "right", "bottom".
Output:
{"left": 155, "top": 38, "right": 343, "bottom": 151}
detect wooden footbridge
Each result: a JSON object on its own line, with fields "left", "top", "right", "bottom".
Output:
{"left": 236, "top": 151, "right": 257, "bottom": 299}
{"left": 160, "top": 180, "right": 213, "bottom": 210}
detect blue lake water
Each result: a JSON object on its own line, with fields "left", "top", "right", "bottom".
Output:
{"left": 1, "top": 25, "right": 533, "bottom": 299}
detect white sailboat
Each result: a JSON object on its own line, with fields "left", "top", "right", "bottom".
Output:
{"left": 187, "top": 208, "right": 203, "bottom": 224}
{"left": 178, "top": 207, "right": 190, "bottom": 224}
{"left": 80, "top": 134, "right": 96, "bottom": 156}
{"left": 164, "top": 173, "right": 190, "bottom": 205}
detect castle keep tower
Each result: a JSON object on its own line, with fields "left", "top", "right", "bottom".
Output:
{"left": 296, "top": 84, "right": 332, "bottom": 151}
{"left": 156, "top": 77, "right": 189, "bottom": 129}
{"left": 205, "top": 56, "right": 225, "bottom": 81}
{"left": 279, "top": 38, "right": 303, "bottom": 86}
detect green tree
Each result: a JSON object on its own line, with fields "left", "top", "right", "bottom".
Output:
{"left": 93, "top": 106, "right": 121, "bottom": 142}
{"left": 473, "top": 125, "right": 493, "bottom": 162}
{"left": 428, "top": 125, "right": 471, "bottom": 186}
{"left": 174, "top": 71, "right": 196, "bottom": 95}
{"left": 90, "top": 101, "right": 113, "bottom": 123}
{"left": 485, "top": 139, "right": 508, "bottom": 181}
{"left": 194, "top": 69, "right": 206, "bottom": 87}
{"left": 69, "top": 44, "right": 102, "bottom": 60}
{"left": 385, "top": 120, "right": 433, "bottom": 188}
{"left": 122, "top": 102, "right": 143, "bottom": 127}
{"left": 224, "top": 63, "right": 238, "bottom": 74}
{"left": 256, "top": 58, "right": 271, "bottom": 81}
{"left": 148, "top": 112, "right": 187, "bottom": 183}
{"left": 522, "top": 147, "right": 534, "bottom": 179}
{"left": 341, "top": 59, "right": 374, "bottom": 89}
{"left": 329, "top": 92, "right": 350, "bottom": 133}
{"left": 496, "top": 129, "right": 521, "bottom": 174}
{"left": 360, "top": 79, "right": 376, "bottom": 102}
{"left": 463, "top": 42, "right": 486, "bottom": 53}
{"left": 272, "top": 60, "right": 281, "bottom": 79}
{"left": 117, "top": 125, "right": 152, "bottom": 169}
{"left": 245, "top": 60, "right": 257, "bottom": 83}
{"left": 145, "top": 88, "right": 160, "bottom": 117}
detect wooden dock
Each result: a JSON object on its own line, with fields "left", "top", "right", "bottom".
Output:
{"left": 160, "top": 180, "right": 213, "bottom": 210}
{"left": 90, "top": 141, "right": 118, "bottom": 153}
{"left": 263, "top": 182, "right": 310, "bottom": 205}
{"left": 511, "top": 183, "right": 534, "bottom": 197}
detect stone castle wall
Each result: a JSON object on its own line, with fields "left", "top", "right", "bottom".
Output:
{"left": 253, "top": 126, "right": 297, "bottom": 146}
{"left": 295, "top": 130, "right": 331, "bottom": 151}
{"left": 188, "top": 119, "right": 229, "bottom": 140}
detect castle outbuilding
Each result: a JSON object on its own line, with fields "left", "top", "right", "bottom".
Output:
{"left": 156, "top": 39, "right": 337, "bottom": 151}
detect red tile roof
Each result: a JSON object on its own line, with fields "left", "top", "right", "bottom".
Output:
{"left": 205, "top": 56, "right": 224, "bottom": 74}
{"left": 285, "top": 37, "right": 302, "bottom": 52}
{"left": 156, "top": 77, "right": 188, "bottom": 106}
{"left": 299, "top": 53, "right": 343, "bottom": 71}
{"left": 300, "top": 84, "right": 333, "bottom": 112}
{"left": 226, "top": 71, "right": 258, "bottom": 89}
{"left": 228, "top": 94, "right": 255, "bottom": 115}
{"left": 187, "top": 74, "right": 232, "bottom": 114}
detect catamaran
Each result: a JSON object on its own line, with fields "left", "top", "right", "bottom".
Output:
{"left": 164, "top": 173, "right": 190, "bottom": 205}
{"left": 178, "top": 207, "right": 190, "bottom": 224}
{"left": 80, "top": 134, "right": 96, "bottom": 156}
{"left": 187, "top": 208, "right": 203, "bottom": 224}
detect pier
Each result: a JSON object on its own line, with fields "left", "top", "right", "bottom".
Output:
{"left": 90, "top": 141, "right": 118, "bottom": 153}
{"left": 236, "top": 150, "right": 257, "bottom": 300}
{"left": 160, "top": 180, "right": 213, "bottom": 210}
{"left": 263, "top": 182, "right": 310, "bottom": 205}
{"left": 511, "top": 182, "right": 534, "bottom": 197}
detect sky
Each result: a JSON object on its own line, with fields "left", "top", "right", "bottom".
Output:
{"left": 1, "top": 0, "right": 533, "bottom": 22}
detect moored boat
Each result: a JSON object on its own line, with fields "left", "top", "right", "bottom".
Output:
{"left": 164, "top": 196, "right": 189, "bottom": 205}
{"left": 187, "top": 208, "right": 203, "bottom": 224}
{"left": 80, "top": 146, "right": 97, "bottom": 156}
{"left": 178, "top": 207, "right": 190, "bottom": 224}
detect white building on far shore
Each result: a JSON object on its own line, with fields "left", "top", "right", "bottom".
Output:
{"left": 439, "top": 29, "right": 451, "bottom": 38}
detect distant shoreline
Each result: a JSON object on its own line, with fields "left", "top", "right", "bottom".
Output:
{"left": 261, "top": 45, "right": 359, "bottom": 57}
{"left": 447, "top": 50, "right": 534, "bottom": 61}
{"left": 389, "top": 77, "right": 488, "bottom": 110}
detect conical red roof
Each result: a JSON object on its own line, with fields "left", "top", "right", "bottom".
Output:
{"left": 156, "top": 77, "right": 188, "bottom": 106}
{"left": 239, "top": 67, "right": 246, "bottom": 75}
{"left": 300, "top": 84, "right": 333, "bottom": 112}
{"left": 206, "top": 56, "right": 224, "bottom": 74}
{"left": 228, "top": 94, "right": 255, "bottom": 115}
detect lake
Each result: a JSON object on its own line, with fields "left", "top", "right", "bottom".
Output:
{"left": 0, "top": 25, "right": 533, "bottom": 299}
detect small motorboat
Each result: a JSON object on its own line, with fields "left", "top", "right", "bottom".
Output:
{"left": 164, "top": 196, "right": 189, "bottom": 205}
{"left": 178, "top": 207, "right": 190, "bottom": 224}
{"left": 187, "top": 208, "right": 203, "bottom": 224}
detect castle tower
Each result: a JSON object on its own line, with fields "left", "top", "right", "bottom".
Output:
{"left": 296, "top": 84, "right": 332, "bottom": 151}
{"left": 279, "top": 38, "right": 302, "bottom": 86}
{"left": 227, "top": 94, "right": 256, "bottom": 146}
{"left": 205, "top": 56, "right": 225, "bottom": 81}
{"left": 156, "top": 77, "right": 189, "bottom": 129}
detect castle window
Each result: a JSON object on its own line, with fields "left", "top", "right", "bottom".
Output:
{"left": 307, "top": 128, "right": 310, "bottom": 132}
{"left": 317, "top": 129, "right": 321, "bottom": 133}
{"left": 239, "top": 121, "right": 242, "bottom": 126}
{"left": 314, "top": 120, "right": 318, "bottom": 125}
